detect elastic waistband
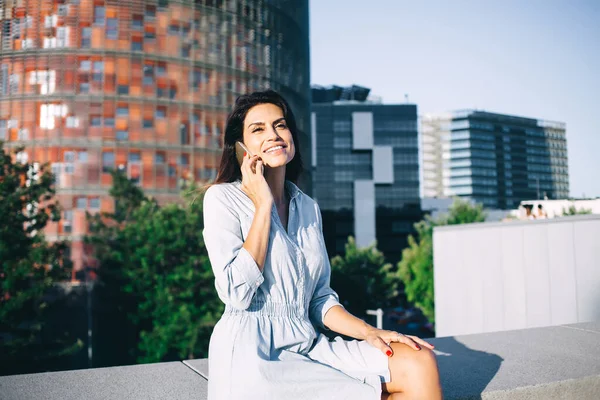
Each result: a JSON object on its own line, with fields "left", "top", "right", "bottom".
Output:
{"left": 223, "top": 301, "right": 304, "bottom": 317}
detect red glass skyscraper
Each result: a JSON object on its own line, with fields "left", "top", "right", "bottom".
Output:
{"left": 0, "top": 0, "right": 310, "bottom": 279}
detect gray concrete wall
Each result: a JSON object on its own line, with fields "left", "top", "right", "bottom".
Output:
{"left": 433, "top": 214, "right": 600, "bottom": 337}
{"left": 2, "top": 322, "right": 599, "bottom": 399}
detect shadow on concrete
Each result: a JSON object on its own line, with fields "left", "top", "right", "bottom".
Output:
{"left": 432, "top": 336, "right": 503, "bottom": 400}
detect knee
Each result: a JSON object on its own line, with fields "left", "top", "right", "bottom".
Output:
{"left": 389, "top": 343, "right": 440, "bottom": 380}
{"left": 386, "top": 343, "right": 441, "bottom": 397}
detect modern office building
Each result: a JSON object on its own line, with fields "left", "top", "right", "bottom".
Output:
{"left": 312, "top": 85, "right": 422, "bottom": 264}
{"left": 421, "top": 110, "right": 569, "bottom": 209}
{"left": 0, "top": 0, "right": 310, "bottom": 280}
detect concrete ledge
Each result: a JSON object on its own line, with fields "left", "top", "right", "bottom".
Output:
{"left": 0, "top": 361, "right": 208, "bottom": 400}
{"left": 431, "top": 322, "right": 600, "bottom": 399}
{"left": 1, "top": 322, "right": 598, "bottom": 399}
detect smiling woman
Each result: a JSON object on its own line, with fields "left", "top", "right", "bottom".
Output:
{"left": 200, "top": 90, "right": 442, "bottom": 400}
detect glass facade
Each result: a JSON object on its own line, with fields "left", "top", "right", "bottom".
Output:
{"left": 0, "top": 0, "right": 310, "bottom": 280}
{"left": 422, "top": 111, "right": 569, "bottom": 209}
{"left": 312, "top": 89, "right": 422, "bottom": 264}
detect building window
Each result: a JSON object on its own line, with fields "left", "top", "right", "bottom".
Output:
{"left": 79, "top": 82, "right": 90, "bottom": 93}
{"left": 143, "top": 119, "right": 153, "bottom": 128}
{"left": 156, "top": 64, "right": 166, "bottom": 76}
{"left": 129, "top": 152, "right": 141, "bottom": 162}
{"left": 63, "top": 210, "right": 73, "bottom": 233}
{"left": 116, "top": 131, "right": 128, "bottom": 141}
{"left": 81, "top": 27, "right": 91, "bottom": 48}
{"left": 179, "top": 123, "right": 189, "bottom": 144}
{"left": 145, "top": 5, "right": 156, "bottom": 18}
{"left": 102, "top": 152, "right": 114, "bottom": 173}
{"left": 155, "top": 152, "right": 166, "bottom": 163}
{"left": 178, "top": 154, "right": 189, "bottom": 165}
{"left": 90, "top": 198, "right": 100, "bottom": 209}
{"left": 78, "top": 151, "right": 88, "bottom": 163}
{"left": 94, "top": 6, "right": 105, "bottom": 25}
{"left": 132, "top": 41, "right": 142, "bottom": 51}
{"left": 143, "top": 76, "right": 154, "bottom": 86}
{"left": 107, "top": 18, "right": 118, "bottom": 39}
{"left": 76, "top": 197, "right": 87, "bottom": 209}
{"left": 92, "top": 73, "right": 103, "bottom": 82}
{"left": 181, "top": 45, "right": 190, "bottom": 57}
{"left": 156, "top": 107, "right": 166, "bottom": 119}
{"left": 64, "top": 151, "right": 75, "bottom": 162}
{"left": 131, "top": 17, "right": 143, "bottom": 30}
{"left": 90, "top": 116, "right": 102, "bottom": 127}
{"left": 66, "top": 116, "right": 79, "bottom": 128}
{"left": 116, "top": 107, "right": 128, "bottom": 117}
{"left": 80, "top": 60, "right": 91, "bottom": 71}
{"left": 104, "top": 117, "right": 115, "bottom": 127}
{"left": 117, "top": 85, "right": 129, "bottom": 95}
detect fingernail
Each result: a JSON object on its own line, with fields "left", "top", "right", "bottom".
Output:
{"left": 386, "top": 350, "right": 392, "bottom": 357}
{"left": 416, "top": 345, "right": 421, "bottom": 350}
{"left": 244, "top": 152, "right": 247, "bottom": 157}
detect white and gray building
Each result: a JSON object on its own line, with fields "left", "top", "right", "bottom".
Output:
{"left": 311, "top": 85, "right": 422, "bottom": 263}
{"left": 421, "top": 110, "right": 569, "bottom": 209}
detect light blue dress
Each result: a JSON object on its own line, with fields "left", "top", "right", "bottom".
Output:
{"left": 202, "top": 179, "right": 390, "bottom": 399}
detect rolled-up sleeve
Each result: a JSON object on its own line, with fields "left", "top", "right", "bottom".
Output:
{"left": 202, "top": 185, "right": 264, "bottom": 310}
{"left": 309, "top": 202, "right": 344, "bottom": 330}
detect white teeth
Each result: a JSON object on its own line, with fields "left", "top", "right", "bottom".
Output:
{"left": 266, "top": 145, "right": 283, "bottom": 153}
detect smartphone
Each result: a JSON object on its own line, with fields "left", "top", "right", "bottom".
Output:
{"left": 235, "top": 141, "right": 252, "bottom": 166}
{"left": 235, "top": 141, "right": 264, "bottom": 175}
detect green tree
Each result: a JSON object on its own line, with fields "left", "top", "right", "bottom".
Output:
{"left": 0, "top": 144, "right": 79, "bottom": 375}
{"left": 561, "top": 205, "right": 592, "bottom": 216}
{"left": 330, "top": 237, "right": 401, "bottom": 320}
{"left": 87, "top": 172, "right": 221, "bottom": 364}
{"left": 398, "top": 198, "right": 486, "bottom": 326}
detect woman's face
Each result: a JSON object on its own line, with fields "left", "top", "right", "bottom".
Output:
{"left": 242, "top": 103, "right": 296, "bottom": 169}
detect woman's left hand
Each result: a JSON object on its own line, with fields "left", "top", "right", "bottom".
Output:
{"left": 364, "top": 328, "right": 435, "bottom": 357}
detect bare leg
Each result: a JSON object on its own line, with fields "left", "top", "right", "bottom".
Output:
{"left": 381, "top": 342, "right": 442, "bottom": 399}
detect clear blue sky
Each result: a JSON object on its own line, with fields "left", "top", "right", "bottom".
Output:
{"left": 309, "top": 0, "right": 600, "bottom": 198}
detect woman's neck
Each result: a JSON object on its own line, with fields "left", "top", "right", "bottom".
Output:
{"left": 264, "top": 167, "right": 287, "bottom": 207}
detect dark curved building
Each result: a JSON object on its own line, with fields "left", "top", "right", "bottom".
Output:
{"left": 0, "top": 0, "right": 310, "bottom": 279}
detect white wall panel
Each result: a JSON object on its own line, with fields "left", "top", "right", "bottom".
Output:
{"left": 353, "top": 180, "right": 375, "bottom": 248}
{"left": 352, "top": 112, "right": 373, "bottom": 150}
{"left": 434, "top": 216, "right": 600, "bottom": 337}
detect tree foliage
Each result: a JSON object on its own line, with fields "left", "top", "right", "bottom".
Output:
{"left": 86, "top": 171, "right": 222, "bottom": 364}
{"left": 330, "top": 237, "right": 401, "bottom": 319}
{"left": 561, "top": 205, "right": 592, "bottom": 216}
{"left": 0, "top": 144, "right": 78, "bottom": 375}
{"left": 398, "top": 198, "right": 486, "bottom": 325}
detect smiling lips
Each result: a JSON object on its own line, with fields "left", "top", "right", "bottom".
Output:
{"left": 264, "top": 145, "right": 286, "bottom": 154}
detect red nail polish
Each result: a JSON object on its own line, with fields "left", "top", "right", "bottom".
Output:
{"left": 386, "top": 350, "right": 392, "bottom": 357}
{"left": 244, "top": 152, "right": 247, "bottom": 157}
{"left": 416, "top": 345, "right": 421, "bottom": 350}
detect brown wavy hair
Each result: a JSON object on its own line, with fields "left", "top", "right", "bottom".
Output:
{"left": 199, "top": 90, "right": 304, "bottom": 192}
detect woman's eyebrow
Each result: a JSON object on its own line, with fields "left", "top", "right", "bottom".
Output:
{"left": 248, "top": 121, "right": 265, "bottom": 128}
{"left": 248, "top": 118, "right": 285, "bottom": 128}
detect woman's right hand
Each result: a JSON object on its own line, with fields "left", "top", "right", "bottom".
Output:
{"left": 240, "top": 153, "right": 273, "bottom": 210}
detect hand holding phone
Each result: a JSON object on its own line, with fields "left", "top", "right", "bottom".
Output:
{"left": 235, "top": 141, "right": 252, "bottom": 167}
{"left": 235, "top": 141, "right": 272, "bottom": 208}
{"left": 235, "top": 141, "right": 265, "bottom": 176}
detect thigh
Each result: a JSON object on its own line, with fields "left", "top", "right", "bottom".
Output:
{"left": 307, "top": 334, "right": 391, "bottom": 384}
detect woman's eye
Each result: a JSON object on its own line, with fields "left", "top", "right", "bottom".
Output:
{"left": 252, "top": 127, "right": 263, "bottom": 133}
{"left": 276, "top": 124, "right": 287, "bottom": 129}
